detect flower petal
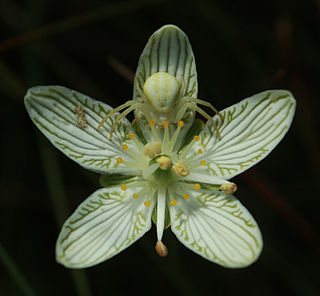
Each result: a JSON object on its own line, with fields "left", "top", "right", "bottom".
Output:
{"left": 169, "top": 189, "right": 262, "bottom": 267}
{"left": 56, "top": 186, "right": 155, "bottom": 268}
{"left": 195, "top": 90, "right": 296, "bottom": 180}
{"left": 25, "top": 86, "right": 140, "bottom": 174}
{"left": 134, "top": 24, "right": 197, "bottom": 99}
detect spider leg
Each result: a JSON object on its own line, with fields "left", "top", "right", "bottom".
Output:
{"left": 98, "top": 100, "right": 135, "bottom": 130}
{"left": 186, "top": 97, "right": 223, "bottom": 121}
{"left": 175, "top": 101, "right": 190, "bottom": 122}
{"left": 178, "top": 96, "right": 223, "bottom": 121}
{"left": 109, "top": 104, "right": 138, "bottom": 139}
{"left": 194, "top": 105, "right": 221, "bottom": 138}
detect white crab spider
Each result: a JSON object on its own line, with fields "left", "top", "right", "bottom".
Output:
{"left": 98, "top": 71, "right": 222, "bottom": 138}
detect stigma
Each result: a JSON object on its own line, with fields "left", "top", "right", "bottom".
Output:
{"left": 156, "top": 156, "right": 172, "bottom": 170}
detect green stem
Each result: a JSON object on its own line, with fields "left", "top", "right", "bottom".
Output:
{"left": 0, "top": 242, "right": 36, "bottom": 296}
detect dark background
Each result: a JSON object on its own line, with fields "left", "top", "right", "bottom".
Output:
{"left": 1, "top": 0, "right": 319, "bottom": 295}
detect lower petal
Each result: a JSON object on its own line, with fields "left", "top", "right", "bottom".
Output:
{"left": 169, "top": 189, "right": 262, "bottom": 268}
{"left": 56, "top": 186, "right": 155, "bottom": 268}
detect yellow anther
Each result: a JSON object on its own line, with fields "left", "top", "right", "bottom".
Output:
{"left": 117, "top": 157, "right": 123, "bottom": 164}
{"left": 178, "top": 120, "right": 184, "bottom": 127}
{"left": 156, "top": 156, "right": 172, "bottom": 170}
{"left": 194, "top": 183, "right": 201, "bottom": 190}
{"left": 149, "top": 120, "right": 155, "bottom": 126}
{"left": 144, "top": 201, "right": 151, "bottom": 207}
{"left": 122, "top": 144, "right": 128, "bottom": 150}
{"left": 183, "top": 193, "right": 190, "bottom": 200}
{"left": 144, "top": 141, "right": 162, "bottom": 158}
{"left": 163, "top": 120, "right": 169, "bottom": 127}
{"left": 194, "top": 135, "right": 200, "bottom": 141}
{"left": 129, "top": 132, "right": 135, "bottom": 139}
{"left": 155, "top": 241, "right": 168, "bottom": 258}
{"left": 121, "top": 184, "right": 126, "bottom": 191}
{"left": 170, "top": 200, "right": 177, "bottom": 206}
{"left": 173, "top": 161, "right": 190, "bottom": 177}
{"left": 198, "top": 149, "right": 203, "bottom": 154}
{"left": 220, "top": 182, "right": 238, "bottom": 195}
{"left": 200, "top": 160, "right": 206, "bottom": 166}
{"left": 133, "top": 193, "right": 138, "bottom": 200}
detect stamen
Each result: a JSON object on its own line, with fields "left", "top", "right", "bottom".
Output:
{"left": 183, "top": 193, "right": 190, "bottom": 200}
{"left": 180, "top": 133, "right": 200, "bottom": 159}
{"left": 198, "top": 149, "right": 203, "bottom": 154}
{"left": 142, "top": 163, "right": 160, "bottom": 179}
{"left": 200, "top": 160, "right": 206, "bottom": 166}
{"left": 155, "top": 241, "right": 168, "bottom": 258}
{"left": 163, "top": 120, "right": 169, "bottom": 127}
{"left": 220, "top": 182, "right": 237, "bottom": 194}
{"left": 133, "top": 193, "right": 139, "bottom": 200}
{"left": 129, "top": 132, "right": 135, "bottom": 138}
{"left": 122, "top": 144, "right": 128, "bottom": 150}
{"left": 193, "top": 135, "right": 200, "bottom": 141}
{"left": 121, "top": 184, "right": 127, "bottom": 191}
{"left": 178, "top": 120, "right": 184, "bottom": 127}
{"left": 170, "top": 200, "right": 177, "bottom": 206}
{"left": 149, "top": 120, "right": 155, "bottom": 126}
{"left": 144, "top": 142, "right": 162, "bottom": 158}
{"left": 173, "top": 161, "right": 190, "bottom": 177}
{"left": 165, "top": 121, "right": 183, "bottom": 153}
{"left": 194, "top": 183, "right": 201, "bottom": 190}
{"left": 144, "top": 200, "right": 151, "bottom": 207}
{"left": 117, "top": 157, "right": 123, "bottom": 164}
{"left": 149, "top": 120, "right": 160, "bottom": 141}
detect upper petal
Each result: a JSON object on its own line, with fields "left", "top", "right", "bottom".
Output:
{"left": 56, "top": 185, "right": 155, "bottom": 268}
{"left": 194, "top": 90, "right": 296, "bottom": 180}
{"left": 169, "top": 189, "right": 262, "bottom": 268}
{"left": 25, "top": 85, "right": 140, "bottom": 174}
{"left": 134, "top": 24, "right": 198, "bottom": 99}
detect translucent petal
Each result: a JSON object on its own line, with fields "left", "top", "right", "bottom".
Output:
{"left": 25, "top": 86, "right": 140, "bottom": 174}
{"left": 134, "top": 24, "right": 197, "bottom": 100}
{"left": 194, "top": 90, "right": 296, "bottom": 180}
{"left": 56, "top": 186, "right": 155, "bottom": 268}
{"left": 170, "top": 189, "right": 262, "bottom": 268}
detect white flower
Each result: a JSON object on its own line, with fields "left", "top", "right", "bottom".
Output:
{"left": 24, "top": 25, "right": 296, "bottom": 269}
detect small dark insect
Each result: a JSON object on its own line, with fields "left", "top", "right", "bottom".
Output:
{"left": 74, "top": 105, "right": 88, "bottom": 128}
